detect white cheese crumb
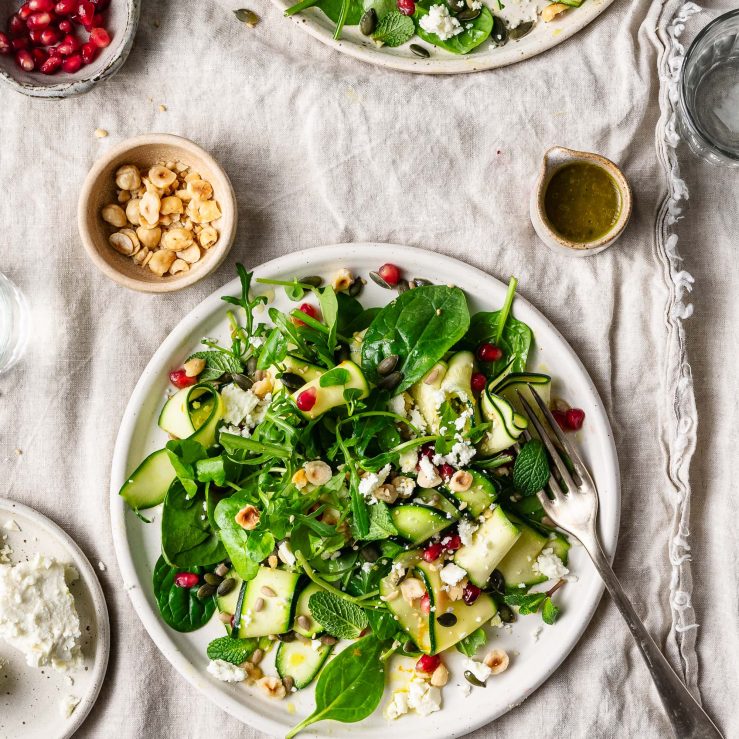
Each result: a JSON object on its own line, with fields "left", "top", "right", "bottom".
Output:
{"left": 457, "top": 518, "right": 478, "bottom": 547}
{"left": 460, "top": 682, "right": 472, "bottom": 697}
{"left": 389, "top": 562, "right": 406, "bottom": 586}
{"left": 358, "top": 464, "right": 392, "bottom": 501}
{"left": 431, "top": 387, "right": 447, "bottom": 409}
{"left": 532, "top": 625, "right": 543, "bottom": 642}
{"left": 60, "top": 694, "right": 80, "bottom": 718}
{"left": 408, "top": 408, "right": 428, "bottom": 434}
{"left": 207, "top": 659, "right": 246, "bottom": 682}
{"left": 221, "top": 384, "right": 264, "bottom": 427}
{"left": 384, "top": 690, "right": 409, "bottom": 720}
{"left": 418, "top": 456, "right": 441, "bottom": 487}
{"left": 465, "top": 658, "right": 492, "bottom": 683}
{"left": 277, "top": 541, "right": 296, "bottom": 567}
{"left": 533, "top": 548, "right": 569, "bottom": 580}
{"left": 361, "top": 561, "right": 373, "bottom": 573}
{"left": 439, "top": 563, "right": 467, "bottom": 587}
{"left": 407, "top": 677, "right": 442, "bottom": 715}
{"left": 388, "top": 394, "right": 407, "bottom": 417}
{"left": 311, "top": 639, "right": 322, "bottom": 652}
{"left": 398, "top": 448, "right": 419, "bottom": 474}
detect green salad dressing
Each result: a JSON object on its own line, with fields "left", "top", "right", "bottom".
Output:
{"left": 544, "top": 162, "right": 621, "bottom": 243}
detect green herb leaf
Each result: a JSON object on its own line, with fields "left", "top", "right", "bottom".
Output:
{"left": 206, "top": 635, "right": 259, "bottom": 665}
{"left": 455, "top": 626, "right": 487, "bottom": 657}
{"left": 196, "top": 456, "right": 227, "bottom": 486}
{"left": 362, "top": 501, "right": 398, "bottom": 541}
{"left": 320, "top": 367, "right": 351, "bottom": 387}
{"left": 318, "top": 286, "right": 339, "bottom": 351}
{"left": 371, "top": 10, "right": 415, "bottom": 47}
{"left": 286, "top": 635, "right": 386, "bottom": 738}
{"left": 413, "top": 4, "right": 493, "bottom": 54}
{"left": 308, "top": 591, "right": 368, "bottom": 639}
{"left": 152, "top": 556, "right": 216, "bottom": 632}
{"left": 186, "top": 350, "right": 243, "bottom": 381}
{"left": 541, "top": 596, "right": 559, "bottom": 625}
{"left": 257, "top": 327, "right": 288, "bottom": 370}
{"left": 513, "top": 439, "right": 550, "bottom": 496}
{"left": 503, "top": 591, "right": 547, "bottom": 615}
{"left": 365, "top": 607, "right": 402, "bottom": 641}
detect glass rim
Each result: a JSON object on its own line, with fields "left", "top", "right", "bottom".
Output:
{"left": 679, "top": 7, "right": 739, "bottom": 163}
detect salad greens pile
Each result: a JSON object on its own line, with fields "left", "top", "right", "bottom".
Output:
{"left": 122, "top": 262, "right": 578, "bottom": 735}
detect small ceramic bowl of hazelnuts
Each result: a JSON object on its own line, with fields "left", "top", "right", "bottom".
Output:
{"left": 77, "top": 133, "right": 237, "bottom": 292}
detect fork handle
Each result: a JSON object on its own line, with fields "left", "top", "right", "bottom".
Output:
{"left": 585, "top": 538, "right": 723, "bottom": 738}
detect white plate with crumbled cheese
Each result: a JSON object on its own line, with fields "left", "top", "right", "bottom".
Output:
{"left": 0, "top": 498, "right": 110, "bottom": 739}
{"left": 111, "top": 243, "right": 620, "bottom": 738}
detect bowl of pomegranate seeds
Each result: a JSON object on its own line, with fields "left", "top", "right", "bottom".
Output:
{"left": 0, "top": 0, "right": 139, "bottom": 97}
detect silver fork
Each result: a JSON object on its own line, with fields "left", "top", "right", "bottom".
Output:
{"left": 515, "top": 386, "right": 723, "bottom": 739}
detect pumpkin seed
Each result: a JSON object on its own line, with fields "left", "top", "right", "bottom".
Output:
{"left": 410, "top": 43, "right": 430, "bottom": 58}
{"left": 412, "top": 277, "right": 432, "bottom": 287}
{"left": 348, "top": 278, "right": 363, "bottom": 297}
{"left": 280, "top": 372, "right": 306, "bottom": 390}
{"left": 296, "top": 615, "right": 312, "bottom": 631}
{"left": 246, "top": 356, "right": 258, "bottom": 375}
{"left": 437, "top": 612, "right": 458, "bottom": 627}
{"left": 377, "top": 354, "right": 399, "bottom": 376}
{"left": 253, "top": 597, "right": 265, "bottom": 612}
{"left": 464, "top": 670, "right": 486, "bottom": 687}
{"left": 204, "top": 573, "right": 223, "bottom": 586}
{"left": 377, "top": 371, "right": 403, "bottom": 391}
{"left": 457, "top": 7, "right": 480, "bottom": 20}
{"left": 277, "top": 631, "right": 296, "bottom": 642}
{"left": 250, "top": 648, "right": 264, "bottom": 664}
{"left": 320, "top": 634, "right": 338, "bottom": 646}
{"left": 498, "top": 603, "right": 516, "bottom": 623}
{"left": 491, "top": 15, "right": 508, "bottom": 45}
{"left": 489, "top": 569, "right": 505, "bottom": 594}
{"left": 509, "top": 20, "right": 534, "bottom": 40}
{"left": 261, "top": 585, "right": 277, "bottom": 597}
{"left": 360, "top": 8, "right": 377, "bottom": 35}
{"left": 282, "top": 675, "right": 295, "bottom": 692}
{"left": 231, "top": 373, "right": 253, "bottom": 391}
{"left": 197, "top": 583, "right": 216, "bottom": 599}
{"left": 299, "top": 275, "right": 323, "bottom": 287}
{"left": 215, "top": 563, "right": 230, "bottom": 578}
{"left": 397, "top": 281, "right": 409, "bottom": 294}
{"left": 369, "top": 271, "right": 392, "bottom": 289}
{"left": 217, "top": 577, "right": 237, "bottom": 597}
{"left": 234, "top": 8, "right": 259, "bottom": 26}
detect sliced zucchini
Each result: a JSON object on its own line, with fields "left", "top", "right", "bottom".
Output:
{"left": 445, "top": 470, "right": 498, "bottom": 516}
{"left": 120, "top": 386, "right": 224, "bottom": 510}
{"left": 275, "top": 638, "right": 333, "bottom": 689}
{"left": 409, "top": 361, "right": 447, "bottom": 434}
{"left": 380, "top": 560, "right": 433, "bottom": 654}
{"left": 454, "top": 507, "right": 521, "bottom": 587}
{"left": 291, "top": 361, "right": 369, "bottom": 419}
{"left": 496, "top": 519, "right": 549, "bottom": 589}
{"left": 478, "top": 391, "right": 527, "bottom": 457}
{"left": 489, "top": 372, "right": 551, "bottom": 396}
{"left": 414, "top": 488, "right": 460, "bottom": 519}
{"left": 158, "top": 384, "right": 216, "bottom": 439}
{"left": 496, "top": 373, "right": 552, "bottom": 425}
{"left": 547, "top": 534, "right": 571, "bottom": 564}
{"left": 391, "top": 504, "right": 456, "bottom": 545}
{"left": 292, "top": 582, "right": 323, "bottom": 638}
{"left": 234, "top": 567, "right": 300, "bottom": 638}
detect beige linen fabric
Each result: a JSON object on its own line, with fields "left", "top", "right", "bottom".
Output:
{"left": 0, "top": 0, "right": 733, "bottom": 736}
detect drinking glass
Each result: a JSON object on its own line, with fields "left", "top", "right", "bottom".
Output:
{"left": 0, "top": 272, "right": 29, "bottom": 374}
{"left": 678, "top": 9, "right": 739, "bottom": 167}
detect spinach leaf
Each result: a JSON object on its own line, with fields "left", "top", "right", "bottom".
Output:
{"left": 286, "top": 635, "right": 386, "bottom": 738}
{"left": 336, "top": 292, "right": 365, "bottom": 334}
{"left": 365, "top": 607, "right": 401, "bottom": 641}
{"left": 414, "top": 4, "right": 493, "bottom": 54}
{"left": 206, "top": 635, "right": 259, "bottom": 665}
{"left": 309, "top": 591, "right": 368, "bottom": 639}
{"left": 186, "top": 350, "right": 243, "bottom": 382}
{"left": 152, "top": 555, "right": 216, "bottom": 632}
{"left": 513, "top": 439, "right": 550, "bottom": 496}
{"left": 363, "top": 501, "right": 398, "bottom": 541}
{"left": 361, "top": 285, "right": 470, "bottom": 392}
{"left": 372, "top": 10, "right": 415, "bottom": 46}
{"left": 284, "top": 0, "right": 364, "bottom": 26}
{"left": 319, "top": 286, "right": 340, "bottom": 352}
{"left": 344, "top": 306, "right": 380, "bottom": 335}
{"left": 165, "top": 439, "right": 208, "bottom": 499}
{"left": 456, "top": 626, "right": 487, "bottom": 657}
{"left": 161, "top": 480, "right": 226, "bottom": 568}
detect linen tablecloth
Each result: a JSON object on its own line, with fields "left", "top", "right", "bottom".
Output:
{"left": 0, "top": 0, "right": 736, "bottom": 736}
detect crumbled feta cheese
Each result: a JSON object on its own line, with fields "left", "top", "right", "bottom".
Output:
{"left": 249, "top": 335, "right": 265, "bottom": 349}
{"left": 311, "top": 639, "right": 322, "bottom": 651}
{"left": 460, "top": 682, "right": 472, "bottom": 697}
{"left": 384, "top": 690, "right": 409, "bottom": 720}
{"left": 533, "top": 548, "right": 569, "bottom": 580}
{"left": 454, "top": 407, "right": 473, "bottom": 431}
{"left": 207, "top": 659, "right": 246, "bottom": 682}
{"left": 457, "top": 518, "right": 478, "bottom": 546}
{"left": 221, "top": 383, "right": 263, "bottom": 426}
{"left": 388, "top": 394, "right": 407, "bottom": 417}
{"left": 0, "top": 541, "right": 12, "bottom": 564}
{"left": 3, "top": 519, "right": 20, "bottom": 531}
{"left": 0, "top": 554, "right": 82, "bottom": 671}
{"left": 532, "top": 625, "right": 543, "bottom": 642}
{"left": 418, "top": 456, "right": 440, "bottom": 485}
{"left": 277, "top": 541, "right": 296, "bottom": 567}
{"left": 358, "top": 464, "right": 392, "bottom": 502}
{"left": 60, "top": 694, "right": 80, "bottom": 718}
{"left": 408, "top": 408, "right": 428, "bottom": 434}
{"left": 470, "top": 0, "right": 481, "bottom": 8}
{"left": 361, "top": 561, "right": 373, "bottom": 573}
{"left": 389, "top": 562, "right": 406, "bottom": 585}
{"left": 419, "top": 4, "right": 463, "bottom": 40}
{"left": 440, "top": 563, "right": 467, "bottom": 587}
{"left": 241, "top": 609, "right": 253, "bottom": 628}
{"left": 465, "top": 658, "right": 492, "bottom": 683}
{"left": 398, "top": 449, "right": 418, "bottom": 474}
{"left": 393, "top": 476, "right": 415, "bottom": 498}
{"left": 431, "top": 388, "right": 447, "bottom": 409}
{"left": 407, "top": 677, "right": 442, "bottom": 715}
{"left": 447, "top": 439, "right": 476, "bottom": 468}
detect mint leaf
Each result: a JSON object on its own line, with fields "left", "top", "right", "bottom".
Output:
{"left": 372, "top": 10, "right": 414, "bottom": 47}
{"left": 206, "top": 636, "right": 258, "bottom": 665}
{"left": 541, "top": 597, "right": 559, "bottom": 625}
{"left": 309, "top": 591, "right": 368, "bottom": 639}
{"left": 320, "top": 367, "right": 351, "bottom": 387}
{"left": 362, "top": 501, "right": 398, "bottom": 541}
{"left": 186, "top": 350, "right": 243, "bottom": 381}
{"left": 503, "top": 591, "right": 547, "bottom": 615}
{"left": 455, "top": 626, "right": 487, "bottom": 657}
{"left": 513, "top": 439, "right": 550, "bottom": 496}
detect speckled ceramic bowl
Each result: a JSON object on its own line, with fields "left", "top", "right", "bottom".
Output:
{"left": 0, "top": 0, "right": 139, "bottom": 98}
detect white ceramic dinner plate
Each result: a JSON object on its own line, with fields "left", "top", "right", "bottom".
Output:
{"left": 274, "top": 0, "right": 617, "bottom": 74}
{"left": 111, "top": 243, "right": 620, "bottom": 738}
{"left": 0, "top": 498, "right": 110, "bottom": 739}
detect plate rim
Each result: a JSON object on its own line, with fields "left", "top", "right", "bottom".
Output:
{"left": 0, "top": 496, "right": 111, "bottom": 739}
{"left": 273, "top": 0, "right": 618, "bottom": 75}
{"left": 110, "top": 242, "right": 620, "bottom": 737}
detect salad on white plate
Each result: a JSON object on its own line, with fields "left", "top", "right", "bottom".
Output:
{"left": 119, "top": 261, "right": 586, "bottom": 736}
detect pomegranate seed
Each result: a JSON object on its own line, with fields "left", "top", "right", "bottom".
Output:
{"left": 230, "top": 615, "right": 236, "bottom": 628}
{"left": 551, "top": 409, "right": 568, "bottom": 430}
{"left": 296, "top": 387, "right": 317, "bottom": 412}
{"left": 169, "top": 368, "right": 196, "bottom": 389}
{"left": 422, "top": 542, "right": 443, "bottom": 562}
{"left": 91, "top": 11, "right": 103, "bottom": 26}
{"left": 420, "top": 442, "right": 435, "bottom": 460}
{"left": 18, "top": 3, "right": 34, "bottom": 20}
{"left": 55, "top": 0, "right": 76, "bottom": 14}
{"left": 14, "top": 49, "right": 34, "bottom": 70}
{"left": 293, "top": 302, "right": 319, "bottom": 327}
{"left": 40, "top": 53, "right": 61, "bottom": 73}
{"left": 77, "top": 1, "right": 95, "bottom": 21}
{"left": 462, "top": 582, "right": 481, "bottom": 605}
{"left": 31, "top": 47, "right": 47, "bottom": 63}
{"left": 92, "top": 0, "right": 110, "bottom": 8}
{"left": 29, "top": 0, "right": 55, "bottom": 11}
{"left": 415, "top": 654, "right": 440, "bottom": 673}
{"left": 439, "top": 463, "right": 454, "bottom": 481}
{"left": 565, "top": 408, "right": 585, "bottom": 431}
{"left": 29, "top": 28, "right": 44, "bottom": 44}
{"left": 56, "top": 34, "right": 79, "bottom": 54}
{"left": 420, "top": 592, "right": 431, "bottom": 615}
{"left": 89, "top": 26, "right": 109, "bottom": 47}
{"left": 477, "top": 343, "right": 503, "bottom": 362}
{"left": 397, "top": 0, "right": 415, "bottom": 15}
{"left": 0, "top": 32, "right": 10, "bottom": 55}
{"left": 443, "top": 534, "right": 461, "bottom": 552}
{"left": 11, "top": 37, "right": 30, "bottom": 51}
{"left": 8, "top": 15, "right": 27, "bottom": 37}
{"left": 40, "top": 27, "right": 58, "bottom": 44}
{"left": 378, "top": 263, "right": 400, "bottom": 286}
{"left": 58, "top": 18, "right": 72, "bottom": 31}
{"left": 81, "top": 40, "right": 96, "bottom": 63}
{"left": 173, "top": 572, "right": 199, "bottom": 589}
{"left": 27, "top": 12, "right": 54, "bottom": 30}
{"left": 471, "top": 371, "right": 487, "bottom": 393}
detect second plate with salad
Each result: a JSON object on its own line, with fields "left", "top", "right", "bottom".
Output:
{"left": 111, "top": 243, "right": 619, "bottom": 737}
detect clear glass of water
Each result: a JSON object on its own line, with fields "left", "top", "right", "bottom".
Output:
{"left": 0, "top": 273, "right": 29, "bottom": 374}
{"left": 678, "top": 9, "right": 739, "bottom": 167}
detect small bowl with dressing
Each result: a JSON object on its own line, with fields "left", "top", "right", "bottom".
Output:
{"left": 530, "top": 147, "right": 632, "bottom": 257}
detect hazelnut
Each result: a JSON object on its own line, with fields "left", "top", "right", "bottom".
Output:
{"left": 101, "top": 204, "right": 127, "bottom": 228}
{"left": 136, "top": 226, "right": 162, "bottom": 249}
{"left": 148, "top": 249, "right": 176, "bottom": 277}
{"left": 430, "top": 663, "right": 449, "bottom": 687}
{"left": 183, "top": 357, "right": 206, "bottom": 378}
{"left": 304, "top": 460, "right": 332, "bottom": 486}
{"left": 400, "top": 577, "right": 425, "bottom": 603}
{"left": 483, "top": 649, "right": 510, "bottom": 675}
{"left": 115, "top": 164, "right": 141, "bottom": 191}
{"left": 235, "top": 504, "right": 260, "bottom": 530}
{"left": 258, "top": 675, "right": 286, "bottom": 699}
{"left": 160, "top": 195, "right": 184, "bottom": 215}
{"left": 161, "top": 228, "right": 194, "bottom": 252}
{"left": 449, "top": 470, "right": 473, "bottom": 492}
